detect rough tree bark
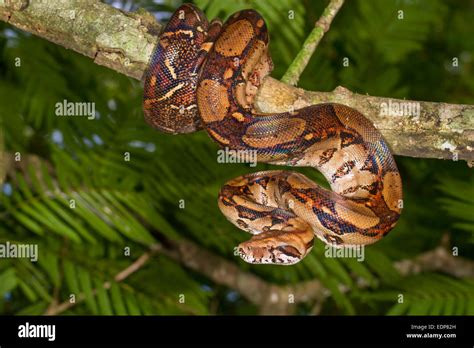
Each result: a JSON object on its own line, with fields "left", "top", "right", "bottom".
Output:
{"left": 0, "top": 0, "right": 473, "bottom": 162}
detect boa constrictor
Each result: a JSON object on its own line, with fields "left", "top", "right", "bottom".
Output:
{"left": 143, "top": 4, "right": 403, "bottom": 265}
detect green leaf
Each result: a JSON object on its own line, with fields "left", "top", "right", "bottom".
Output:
{"left": 78, "top": 268, "right": 98, "bottom": 314}
{"left": 63, "top": 260, "right": 81, "bottom": 295}
{"left": 95, "top": 278, "right": 113, "bottom": 315}
{"left": 17, "top": 278, "right": 38, "bottom": 302}
{"left": 37, "top": 251, "right": 60, "bottom": 287}
{"left": 0, "top": 268, "right": 17, "bottom": 296}
{"left": 16, "top": 301, "right": 49, "bottom": 315}
{"left": 110, "top": 283, "right": 127, "bottom": 315}
{"left": 124, "top": 292, "right": 141, "bottom": 315}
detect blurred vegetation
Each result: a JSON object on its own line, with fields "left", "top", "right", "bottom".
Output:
{"left": 0, "top": 0, "right": 473, "bottom": 315}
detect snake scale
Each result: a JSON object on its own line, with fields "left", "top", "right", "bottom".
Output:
{"left": 143, "top": 4, "right": 403, "bottom": 265}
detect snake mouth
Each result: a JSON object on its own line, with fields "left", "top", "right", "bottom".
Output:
{"left": 238, "top": 243, "right": 304, "bottom": 265}
{"left": 144, "top": 119, "right": 201, "bottom": 135}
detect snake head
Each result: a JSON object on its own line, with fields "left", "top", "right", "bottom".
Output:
{"left": 238, "top": 238, "right": 311, "bottom": 265}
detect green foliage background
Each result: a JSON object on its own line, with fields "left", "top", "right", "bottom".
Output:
{"left": 0, "top": 0, "right": 473, "bottom": 315}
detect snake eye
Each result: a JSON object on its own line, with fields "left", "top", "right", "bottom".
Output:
{"left": 276, "top": 245, "right": 301, "bottom": 259}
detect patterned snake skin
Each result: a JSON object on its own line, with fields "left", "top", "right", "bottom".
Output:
{"left": 143, "top": 4, "right": 403, "bottom": 265}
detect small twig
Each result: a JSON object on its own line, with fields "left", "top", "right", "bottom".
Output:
{"left": 394, "top": 233, "right": 474, "bottom": 279}
{"left": 45, "top": 249, "right": 158, "bottom": 315}
{"left": 114, "top": 252, "right": 151, "bottom": 282}
{"left": 281, "top": 0, "right": 345, "bottom": 86}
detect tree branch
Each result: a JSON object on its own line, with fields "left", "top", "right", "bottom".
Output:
{"left": 395, "top": 247, "right": 474, "bottom": 279}
{"left": 152, "top": 238, "right": 325, "bottom": 315}
{"left": 256, "top": 80, "right": 474, "bottom": 162}
{"left": 281, "top": 0, "right": 345, "bottom": 86}
{"left": 1, "top": 0, "right": 472, "bottom": 162}
{"left": 394, "top": 234, "right": 474, "bottom": 279}
{"left": 0, "top": 0, "right": 161, "bottom": 79}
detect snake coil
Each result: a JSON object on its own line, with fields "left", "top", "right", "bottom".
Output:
{"left": 143, "top": 4, "right": 403, "bottom": 265}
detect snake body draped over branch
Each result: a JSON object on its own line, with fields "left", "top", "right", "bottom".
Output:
{"left": 143, "top": 4, "right": 403, "bottom": 265}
